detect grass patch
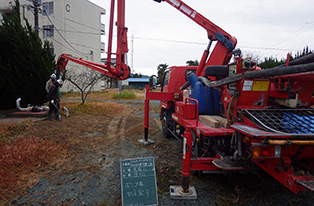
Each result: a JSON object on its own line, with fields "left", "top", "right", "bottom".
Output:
{"left": 0, "top": 135, "right": 62, "bottom": 199}
{"left": 63, "top": 102, "right": 128, "bottom": 116}
{"left": 112, "top": 91, "right": 136, "bottom": 99}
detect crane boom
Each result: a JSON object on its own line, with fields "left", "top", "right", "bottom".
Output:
{"left": 56, "top": 54, "right": 130, "bottom": 80}
{"left": 154, "top": 0, "right": 237, "bottom": 76}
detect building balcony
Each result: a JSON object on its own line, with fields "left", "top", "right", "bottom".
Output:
{"left": 0, "top": 0, "right": 13, "bottom": 15}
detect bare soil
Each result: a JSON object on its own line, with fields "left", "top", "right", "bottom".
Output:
{"left": 1, "top": 95, "right": 314, "bottom": 205}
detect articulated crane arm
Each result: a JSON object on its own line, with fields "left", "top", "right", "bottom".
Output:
{"left": 56, "top": 0, "right": 130, "bottom": 80}
{"left": 154, "top": 0, "right": 237, "bottom": 76}
{"left": 56, "top": 54, "right": 131, "bottom": 79}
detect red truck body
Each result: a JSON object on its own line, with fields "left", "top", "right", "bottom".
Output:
{"left": 145, "top": 53, "right": 314, "bottom": 194}
{"left": 145, "top": 0, "right": 314, "bottom": 194}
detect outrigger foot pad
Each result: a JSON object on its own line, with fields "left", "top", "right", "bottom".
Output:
{"left": 169, "top": 185, "right": 197, "bottom": 200}
{"left": 138, "top": 139, "right": 154, "bottom": 146}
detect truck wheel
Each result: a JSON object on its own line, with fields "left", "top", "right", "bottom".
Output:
{"left": 162, "top": 111, "right": 173, "bottom": 138}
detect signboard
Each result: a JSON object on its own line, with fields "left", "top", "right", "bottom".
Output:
{"left": 120, "top": 157, "right": 158, "bottom": 206}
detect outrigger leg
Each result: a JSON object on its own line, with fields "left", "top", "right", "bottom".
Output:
{"left": 170, "top": 126, "right": 197, "bottom": 199}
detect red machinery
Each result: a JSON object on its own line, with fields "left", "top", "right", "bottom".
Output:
{"left": 56, "top": 0, "right": 130, "bottom": 80}
{"left": 145, "top": 0, "right": 314, "bottom": 194}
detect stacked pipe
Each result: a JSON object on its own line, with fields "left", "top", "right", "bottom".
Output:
{"left": 199, "top": 53, "right": 314, "bottom": 88}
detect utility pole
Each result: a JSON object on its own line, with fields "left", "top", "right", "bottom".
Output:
{"left": 33, "top": 0, "right": 39, "bottom": 35}
{"left": 131, "top": 34, "right": 134, "bottom": 73}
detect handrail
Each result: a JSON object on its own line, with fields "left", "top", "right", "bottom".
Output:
{"left": 185, "top": 97, "right": 199, "bottom": 127}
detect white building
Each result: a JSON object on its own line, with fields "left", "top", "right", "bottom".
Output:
{"left": 0, "top": 0, "right": 106, "bottom": 92}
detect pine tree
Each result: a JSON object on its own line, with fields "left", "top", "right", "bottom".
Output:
{"left": 258, "top": 56, "right": 285, "bottom": 69}
{"left": 0, "top": 0, "right": 55, "bottom": 109}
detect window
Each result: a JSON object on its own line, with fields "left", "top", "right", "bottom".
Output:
{"left": 43, "top": 2, "right": 53, "bottom": 15}
{"left": 185, "top": 69, "right": 196, "bottom": 81}
{"left": 101, "top": 42, "right": 105, "bottom": 53}
{"left": 163, "top": 71, "right": 170, "bottom": 87}
{"left": 43, "top": 25, "right": 54, "bottom": 38}
{"left": 161, "top": 70, "right": 170, "bottom": 92}
{"left": 101, "top": 24, "right": 105, "bottom": 35}
{"left": 49, "top": 41, "right": 54, "bottom": 55}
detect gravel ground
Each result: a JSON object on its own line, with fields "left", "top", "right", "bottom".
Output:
{"left": 3, "top": 100, "right": 314, "bottom": 205}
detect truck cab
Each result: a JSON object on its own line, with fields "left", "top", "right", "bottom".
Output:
{"left": 159, "top": 66, "right": 196, "bottom": 138}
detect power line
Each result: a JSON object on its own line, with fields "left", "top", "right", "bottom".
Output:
{"left": 43, "top": 11, "right": 91, "bottom": 56}
{"left": 239, "top": 45, "right": 292, "bottom": 52}
{"left": 55, "top": 29, "right": 102, "bottom": 36}
{"left": 38, "top": 27, "right": 84, "bottom": 55}
{"left": 51, "top": 15, "right": 101, "bottom": 41}
{"left": 287, "top": 32, "right": 314, "bottom": 50}
{"left": 122, "top": 35, "right": 297, "bottom": 52}
{"left": 266, "top": 21, "right": 314, "bottom": 48}
{"left": 131, "top": 36, "right": 207, "bottom": 45}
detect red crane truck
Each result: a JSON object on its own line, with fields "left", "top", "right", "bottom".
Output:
{"left": 55, "top": 0, "right": 130, "bottom": 80}
{"left": 144, "top": 0, "right": 314, "bottom": 195}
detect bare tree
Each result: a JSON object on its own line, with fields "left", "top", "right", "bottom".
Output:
{"left": 65, "top": 67, "right": 103, "bottom": 104}
{"left": 242, "top": 51, "right": 263, "bottom": 64}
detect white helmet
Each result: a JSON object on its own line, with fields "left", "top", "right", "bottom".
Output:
{"left": 56, "top": 79, "right": 63, "bottom": 85}
{"left": 50, "top": 73, "right": 56, "bottom": 79}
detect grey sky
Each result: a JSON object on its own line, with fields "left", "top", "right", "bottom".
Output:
{"left": 90, "top": 0, "right": 314, "bottom": 76}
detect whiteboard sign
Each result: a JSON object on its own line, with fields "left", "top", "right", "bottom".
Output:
{"left": 120, "top": 157, "right": 158, "bottom": 206}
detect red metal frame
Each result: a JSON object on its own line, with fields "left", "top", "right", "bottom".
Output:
{"left": 144, "top": 85, "right": 175, "bottom": 140}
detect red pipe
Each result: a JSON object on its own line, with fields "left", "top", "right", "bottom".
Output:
{"left": 286, "top": 53, "right": 290, "bottom": 67}
{"left": 182, "top": 125, "right": 193, "bottom": 191}
{"left": 182, "top": 125, "right": 192, "bottom": 177}
{"left": 106, "top": 0, "right": 115, "bottom": 72}
{"left": 196, "top": 41, "right": 212, "bottom": 76}
{"left": 144, "top": 85, "right": 150, "bottom": 141}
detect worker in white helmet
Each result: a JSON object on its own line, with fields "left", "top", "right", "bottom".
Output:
{"left": 45, "top": 73, "right": 56, "bottom": 93}
{"left": 47, "top": 79, "right": 63, "bottom": 121}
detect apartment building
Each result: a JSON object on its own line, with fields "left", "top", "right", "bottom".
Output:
{"left": 0, "top": 0, "right": 106, "bottom": 92}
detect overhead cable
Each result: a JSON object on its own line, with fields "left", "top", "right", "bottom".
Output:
{"left": 43, "top": 11, "right": 91, "bottom": 56}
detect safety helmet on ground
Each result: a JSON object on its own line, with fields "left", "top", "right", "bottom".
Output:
{"left": 50, "top": 73, "right": 56, "bottom": 79}
{"left": 56, "top": 79, "right": 63, "bottom": 85}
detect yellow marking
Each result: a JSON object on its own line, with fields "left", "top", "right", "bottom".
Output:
{"left": 252, "top": 81, "right": 270, "bottom": 91}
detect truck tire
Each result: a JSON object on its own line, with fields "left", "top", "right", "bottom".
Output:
{"left": 162, "top": 110, "right": 173, "bottom": 138}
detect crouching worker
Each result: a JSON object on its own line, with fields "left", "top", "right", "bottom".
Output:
{"left": 47, "top": 79, "right": 63, "bottom": 121}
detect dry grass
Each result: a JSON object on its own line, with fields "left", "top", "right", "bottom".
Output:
{"left": 0, "top": 135, "right": 62, "bottom": 199}
{"left": 0, "top": 92, "right": 143, "bottom": 200}
{"left": 62, "top": 88, "right": 146, "bottom": 101}
{"left": 0, "top": 123, "right": 15, "bottom": 140}
{"left": 62, "top": 102, "right": 128, "bottom": 116}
